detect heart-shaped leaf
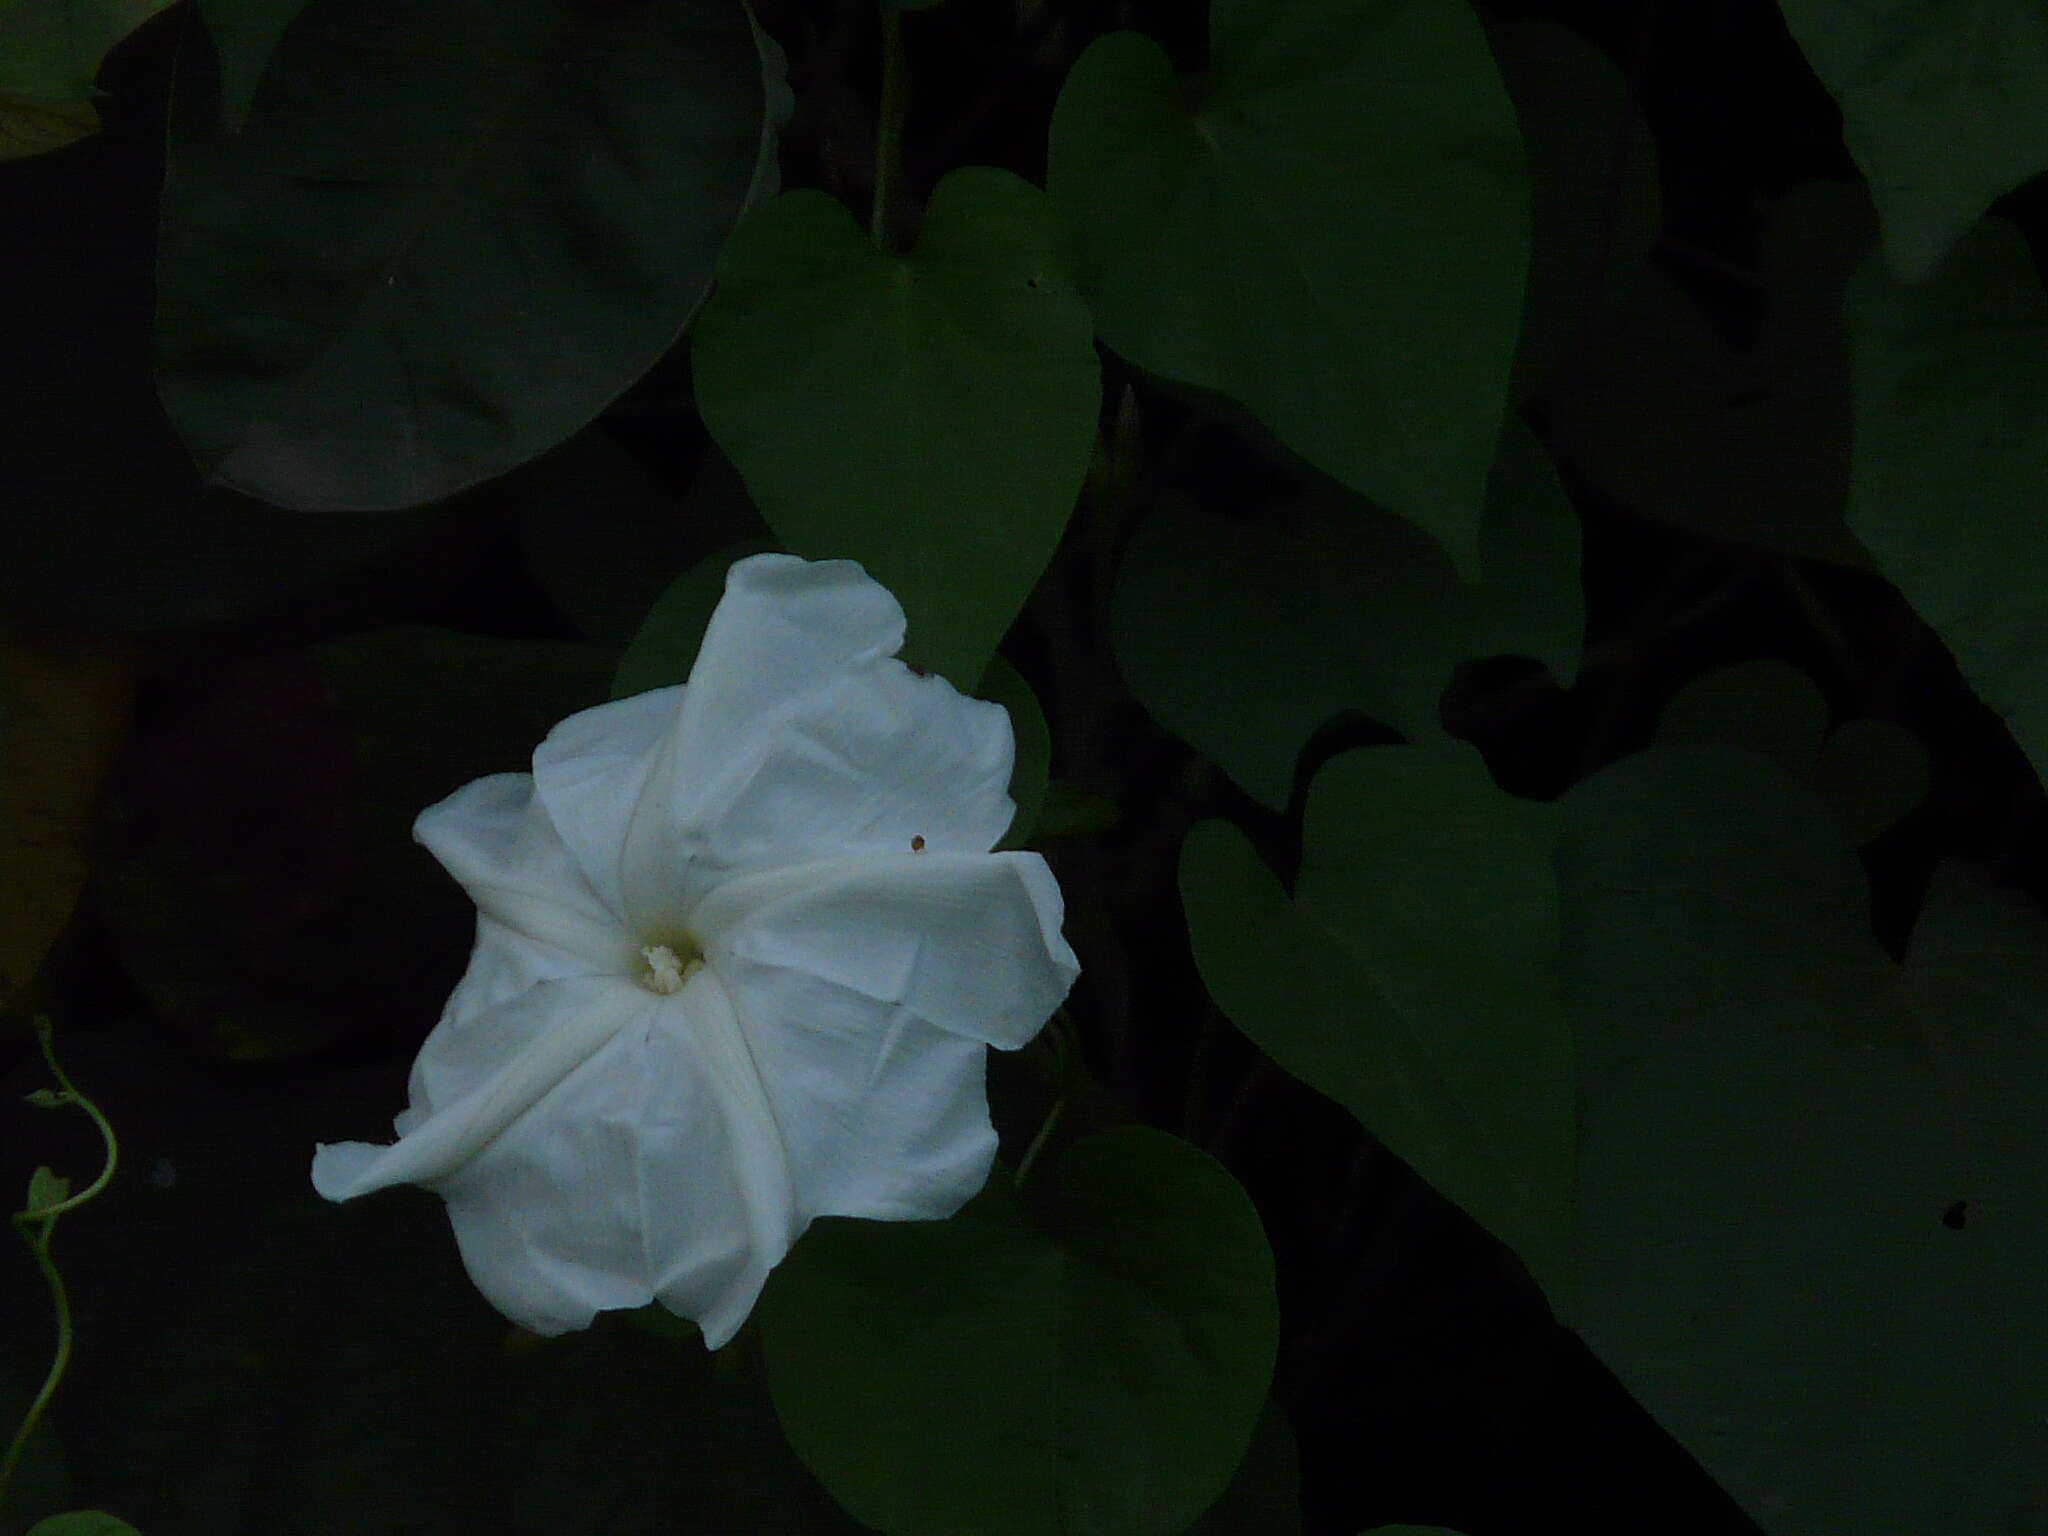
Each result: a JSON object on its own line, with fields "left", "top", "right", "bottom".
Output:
{"left": 692, "top": 168, "right": 1100, "bottom": 689}
{"left": 1181, "top": 747, "right": 1573, "bottom": 1315}
{"left": 1049, "top": 0, "right": 1527, "bottom": 570}
{"left": 761, "top": 1130, "right": 1277, "bottom": 1536}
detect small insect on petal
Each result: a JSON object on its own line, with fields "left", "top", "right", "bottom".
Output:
{"left": 911, "top": 835, "right": 926, "bottom": 852}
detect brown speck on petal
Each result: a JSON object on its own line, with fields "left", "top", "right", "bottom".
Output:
{"left": 911, "top": 835, "right": 926, "bottom": 852}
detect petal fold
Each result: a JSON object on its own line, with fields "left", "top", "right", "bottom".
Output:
{"left": 715, "top": 956, "right": 1003, "bottom": 1227}
{"left": 313, "top": 977, "right": 653, "bottom": 1199}
{"left": 433, "top": 969, "right": 801, "bottom": 1347}
{"left": 416, "top": 773, "right": 627, "bottom": 964}
{"left": 529, "top": 556, "right": 1017, "bottom": 934}
{"left": 703, "top": 851, "right": 1079, "bottom": 1050}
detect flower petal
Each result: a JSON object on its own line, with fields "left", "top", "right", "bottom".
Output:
{"left": 525, "top": 687, "right": 681, "bottom": 920}
{"left": 714, "top": 953, "right": 1002, "bottom": 1225}
{"left": 528, "top": 555, "right": 1017, "bottom": 933}
{"left": 661, "top": 659, "right": 1015, "bottom": 882}
{"left": 414, "top": 771, "right": 628, "bottom": 974}
{"left": 312, "top": 976, "right": 652, "bottom": 1200}
{"left": 435, "top": 968, "right": 801, "bottom": 1346}
{"left": 700, "top": 851, "right": 1079, "bottom": 1050}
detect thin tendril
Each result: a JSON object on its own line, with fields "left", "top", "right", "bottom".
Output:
{"left": 1013, "top": 1095, "right": 1067, "bottom": 1189}
{"left": 0, "top": 1018, "right": 119, "bottom": 1513}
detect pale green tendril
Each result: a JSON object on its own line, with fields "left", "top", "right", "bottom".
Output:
{"left": 1, "top": 1017, "right": 120, "bottom": 1514}
{"left": 1013, "top": 1010, "right": 1081, "bottom": 1189}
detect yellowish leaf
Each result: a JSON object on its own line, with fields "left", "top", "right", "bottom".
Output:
{"left": 0, "top": 96, "right": 99, "bottom": 161}
{"left": 0, "top": 631, "right": 134, "bottom": 1008}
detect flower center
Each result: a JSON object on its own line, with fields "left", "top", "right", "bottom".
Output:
{"left": 638, "top": 940, "right": 703, "bottom": 996}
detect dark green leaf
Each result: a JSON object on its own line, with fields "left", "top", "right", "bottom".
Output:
{"left": 1538, "top": 181, "right": 1878, "bottom": 570}
{"left": 1654, "top": 660, "right": 1830, "bottom": 776}
{"left": 1559, "top": 745, "right": 2048, "bottom": 1531}
{"left": 158, "top": 0, "right": 781, "bottom": 509}
{"left": 0, "top": 0, "right": 174, "bottom": 99}
{"left": 1113, "top": 498, "right": 1465, "bottom": 809}
{"left": 1049, "top": 2, "right": 1527, "bottom": 570}
{"left": 692, "top": 169, "right": 1099, "bottom": 689}
{"left": 1183, "top": 1398, "right": 1300, "bottom": 1534}
{"left": 1807, "top": 716, "right": 1930, "bottom": 846}
{"left": 1486, "top": 15, "right": 1662, "bottom": 400}
{"left": 1181, "top": 745, "right": 1574, "bottom": 1315}
{"left": 1847, "top": 216, "right": 2048, "bottom": 779}
{"left": 1114, "top": 424, "right": 1579, "bottom": 809}
{"left": 612, "top": 539, "right": 778, "bottom": 701}
{"left": 1470, "top": 418, "right": 1584, "bottom": 682}
{"left": 1775, "top": 0, "right": 2048, "bottom": 279}
{"left": 191, "top": 0, "right": 305, "bottom": 132}
{"left": 762, "top": 1130, "right": 1277, "bottom": 1536}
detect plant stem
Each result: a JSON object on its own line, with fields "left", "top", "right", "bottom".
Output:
{"left": 870, "top": 3, "right": 909, "bottom": 253}
{"left": 0, "top": 1019, "right": 119, "bottom": 1515}
{"left": 0, "top": 1222, "right": 72, "bottom": 1505}
{"left": 1013, "top": 1096, "right": 1067, "bottom": 1189}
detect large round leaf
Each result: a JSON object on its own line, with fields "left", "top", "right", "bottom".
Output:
{"left": 760, "top": 1130, "right": 1277, "bottom": 1536}
{"left": 1048, "top": 1, "right": 1528, "bottom": 571}
{"left": 1775, "top": 0, "right": 2048, "bottom": 280}
{"left": 1181, "top": 746, "right": 1573, "bottom": 1315}
{"left": 1847, "top": 217, "right": 2048, "bottom": 782}
{"left": 1559, "top": 744, "right": 2048, "bottom": 1532}
{"left": 157, "top": 0, "right": 784, "bottom": 510}
{"left": 691, "top": 168, "right": 1100, "bottom": 689}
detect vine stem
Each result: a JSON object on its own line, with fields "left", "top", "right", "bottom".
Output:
{"left": 870, "top": 2, "right": 909, "bottom": 253}
{"left": 0, "top": 1224, "right": 73, "bottom": 1503}
{"left": 0, "top": 1019, "right": 119, "bottom": 1513}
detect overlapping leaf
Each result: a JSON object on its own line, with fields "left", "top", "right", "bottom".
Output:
{"left": 761, "top": 1130, "right": 1276, "bottom": 1536}
{"left": 1049, "top": 0, "right": 1527, "bottom": 570}
{"left": 1775, "top": 0, "right": 2048, "bottom": 279}
{"left": 692, "top": 168, "right": 1100, "bottom": 689}
{"left": 1115, "top": 422, "right": 1580, "bottom": 808}
{"left": 1847, "top": 216, "right": 2048, "bottom": 780}
{"left": 1537, "top": 180, "right": 1881, "bottom": 569}
{"left": 1559, "top": 743, "right": 2048, "bottom": 1532}
{"left": 1487, "top": 16, "right": 1662, "bottom": 400}
{"left": 1181, "top": 745, "right": 1573, "bottom": 1315}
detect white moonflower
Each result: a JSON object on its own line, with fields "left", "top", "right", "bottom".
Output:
{"left": 311, "top": 553, "right": 1079, "bottom": 1348}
